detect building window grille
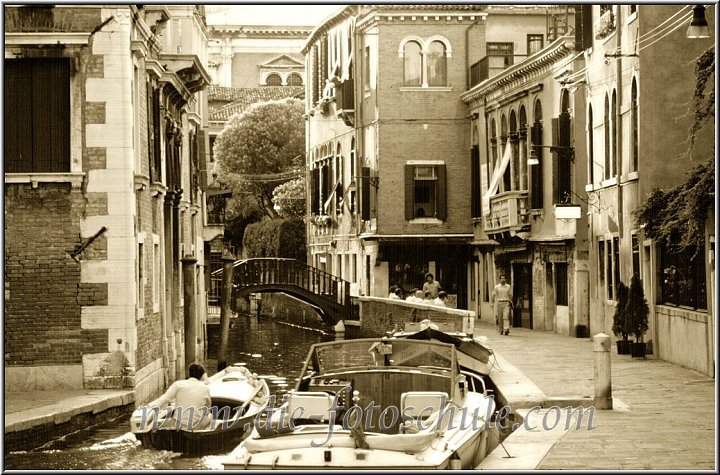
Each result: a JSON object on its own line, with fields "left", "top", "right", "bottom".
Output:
{"left": 288, "top": 73, "right": 303, "bottom": 86}
{"left": 660, "top": 244, "right": 706, "bottom": 310}
{"left": 265, "top": 73, "right": 282, "bottom": 86}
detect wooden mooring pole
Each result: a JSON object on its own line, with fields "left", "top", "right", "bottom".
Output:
{"left": 217, "top": 251, "right": 235, "bottom": 371}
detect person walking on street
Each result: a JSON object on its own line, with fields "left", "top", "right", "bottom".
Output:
{"left": 422, "top": 273, "right": 441, "bottom": 300}
{"left": 492, "top": 274, "right": 513, "bottom": 335}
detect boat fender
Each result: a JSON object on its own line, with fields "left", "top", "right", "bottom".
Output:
{"left": 449, "top": 450, "right": 462, "bottom": 470}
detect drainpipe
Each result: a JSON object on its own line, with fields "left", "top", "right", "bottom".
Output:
{"left": 465, "top": 15, "right": 483, "bottom": 90}
{"left": 615, "top": 10, "right": 623, "bottom": 239}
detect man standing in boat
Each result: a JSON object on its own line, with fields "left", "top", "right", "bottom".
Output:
{"left": 492, "top": 274, "right": 513, "bottom": 336}
{"left": 147, "top": 362, "right": 212, "bottom": 430}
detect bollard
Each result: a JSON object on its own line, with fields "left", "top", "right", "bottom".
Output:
{"left": 593, "top": 332, "right": 613, "bottom": 409}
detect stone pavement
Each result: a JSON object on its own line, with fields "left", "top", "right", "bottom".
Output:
{"left": 4, "top": 388, "right": 134, "bottom": 453}
{"left": 474, "top": 319, "right": 716, "bottom": 470}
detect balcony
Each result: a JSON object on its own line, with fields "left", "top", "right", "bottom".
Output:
{"left": 483, "top": 190, "right": 529, "bottom": 234}
{"left": 469, "top": 55, "right": 528, "bottom": 88}
{"left": 334, "top": 77, "right": 354, "bottom": 127}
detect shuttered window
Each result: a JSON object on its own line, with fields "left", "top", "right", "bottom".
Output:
{"left": 360, "top": 166, "right": 371, "bottom": 220}
{"left": 4, "top": 58, "right": 70, "bottom": 173}
{"left": 404, "top": 164, "right": 447, "bottom": 220}
{"left": 553, "top": 113, "right": 572, "bottom": 204}
{"left": 310, "top": 168, "right": 320, "bottom": 214}
{"left": 471, "top": 146, "right": 481, "bottom": 218}
{"left": 530, "top": 122, "right": 543, "bottom": 209}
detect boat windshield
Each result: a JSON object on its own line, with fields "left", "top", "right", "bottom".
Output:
{"left": 313, "top": 339, "right": 454, "bottom": 374}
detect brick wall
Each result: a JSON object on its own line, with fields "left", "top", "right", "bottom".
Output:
{"left": 4, "top": 184, "right": 107, "bottom": 366}
{"left": 373, "top": 19, "right": 473, "bottom": 235}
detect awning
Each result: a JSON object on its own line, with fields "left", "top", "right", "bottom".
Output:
{"left": 482, "top": 142, "right": 511, "bottom": 216}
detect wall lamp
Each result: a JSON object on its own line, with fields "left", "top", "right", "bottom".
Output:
{"left": 687, "top": 5, "right": 711, "bottom": 38}
{"left": 528, "top": 145, "right": 575, "bottom": 165}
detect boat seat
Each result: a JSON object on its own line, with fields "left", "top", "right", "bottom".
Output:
{"left": 399, "top": 391, "right": 449, "bottom": 434}
{"left": 287, "top": 391, "right": 334, "bottom": 423}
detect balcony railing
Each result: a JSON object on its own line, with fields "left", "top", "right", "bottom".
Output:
{"left": 483, "top": 190, "right": 529, "bottom": 233}
{"left": 469, "top": 55, "right": 527, "bottom": 88}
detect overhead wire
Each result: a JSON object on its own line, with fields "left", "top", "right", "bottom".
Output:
{"left": 561, "top": 6, "right": 693, "bottom": 84}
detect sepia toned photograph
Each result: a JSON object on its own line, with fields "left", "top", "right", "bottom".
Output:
{"left": 2, "top": 3, "right": 716, "bottom": 471}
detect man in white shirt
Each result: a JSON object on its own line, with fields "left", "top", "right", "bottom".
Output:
{"left": 422, "top": 273, "right": 441, "bottom": 299}
{"left": 492, "top": 274, "right": 513, "bottom": 335}
{"left": 147, "top": 363, "right": 212, "bottom": 430}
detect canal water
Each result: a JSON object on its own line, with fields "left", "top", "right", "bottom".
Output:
{"left": 4, "top": 316, "right": 334, "bottom": 470}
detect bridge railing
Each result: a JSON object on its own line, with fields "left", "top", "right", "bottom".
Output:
{"left": 232, "top": 258, "right": 351, "bottom": 308}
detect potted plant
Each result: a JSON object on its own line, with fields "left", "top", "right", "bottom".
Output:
{"left": 611, "top": 281, "right": 632, "bottom": 354}
{"left": 626, "top": 274, "right": 649, "bottom": 358}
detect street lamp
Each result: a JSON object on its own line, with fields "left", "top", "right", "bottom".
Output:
{"left": 687, "top": 5, "right": 711, "bottom": 39}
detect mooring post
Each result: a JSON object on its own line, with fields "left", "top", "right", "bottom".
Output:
{"left": 593, "top": 332, "right": 613, "bottom": 409}
{"left": 182, "top": 255, "right": 198, "bottom": 369}
{"left": 217, "top": 251, "right": 235, "bottom": 371}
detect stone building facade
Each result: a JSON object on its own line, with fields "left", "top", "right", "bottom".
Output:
{"left": 579, "top": 5, "right": 715, "bottom": 374}
{"left": 4, "top": 5, "right": 212, "bottom": 401}
{"left": 461, "top": 34, "right": 590, "bottom": 336}
{"left": 303, "top": 5, "right": 568, "bottom": 310}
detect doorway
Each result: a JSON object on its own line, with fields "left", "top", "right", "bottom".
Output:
{"left": 513, "top": 263, "right": 533, "bottom": 329}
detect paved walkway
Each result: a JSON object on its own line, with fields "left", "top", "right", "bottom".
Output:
{"left": 3, "top": 321, "right": 715, "bottom": 470}
{"left": 4, "top": 389, "right": 134, "bottom": 433}
{"left": 474, "top": 319, "right": 716, "bottom": 470}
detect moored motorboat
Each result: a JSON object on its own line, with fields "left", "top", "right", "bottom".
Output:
{"left": 223, "top": 337, "right": 498, "bottom": 469}
{"left": 391, "top": 320, "right": 496, "bottom": 377}
{"left": 130, "top": 364, "right": 269, "bottom": 454}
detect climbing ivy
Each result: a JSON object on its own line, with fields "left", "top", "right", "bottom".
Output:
{"left": 689, "top": 46, "right": 715, "bottom": 148}
{"left": 634, "top": 157, "right": 714, "bottom": 254}
{"left": 634, "top": 47, "right": 715, "bottom": 256}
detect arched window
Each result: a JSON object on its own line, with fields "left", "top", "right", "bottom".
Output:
{"left": 519, "top": 106, "right": 528, "bottom": 190}
{"left": 604, "top": 94, "right": 610, "bottom": 180}
{"left": 490, "top": 118, "right": 498, "bottom": 176}
{"left": 335, "top": 143, "right": 344, "bottom": 213}
{"left": 631, "top": 79, "right": 638, "bottom": 172}
{"left": 288, "top": 73, "right": 303, "bottom": 86}
{"left": 531, "top": 99, "right": 543, "bottom": 209}
{"left": 266, "top": 73, "right": 282, "bottom": 86}
{"left": 561, "top": 90, "right": 571, "bottom": 113}
{"left": 500, "top": 113, "right": 510, "bottom": 192}
{"left": 588, "top": 105, "right": 594, "bottom": 184}
{"left": 427, "top": 41, "right": 447, "bottom": 86}
{"left": 509, "top": 110, "right": 519, "bottom": 191}
{"left": 611, "top": 89, "right": 617, "bottom": 177}
{"left": 403, "top": 41, "right": 422, "bottom": 86}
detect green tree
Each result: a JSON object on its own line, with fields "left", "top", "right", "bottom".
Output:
{"left": 272, "top": 176, "right": 307, "bottom": 218}
{"left": 626, "top": 274, "right": 649, "bottom": 344}
{"left": 611, "top": 281, "right": 630, "bottom": 342}
{"left": 214, "top": 98, "right": 305, "bottom": 219}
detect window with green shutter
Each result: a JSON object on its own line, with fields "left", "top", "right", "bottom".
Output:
{"left": 4, "top": 58, "right": 70, "bottom": 173}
